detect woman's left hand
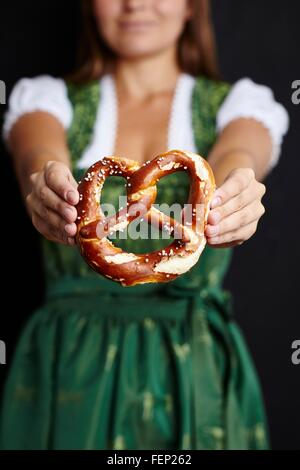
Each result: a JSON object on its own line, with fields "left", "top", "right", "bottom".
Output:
{"left": 204, "top": 168, "right": 266, "bottom": 248}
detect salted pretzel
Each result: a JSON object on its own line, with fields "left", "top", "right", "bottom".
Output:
{"left": 76, "top": 150, "right": 216, "bottom": 287}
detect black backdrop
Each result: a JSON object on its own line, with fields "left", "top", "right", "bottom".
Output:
{"left": 0, "top": 0, "right": 299, "bottom": 450}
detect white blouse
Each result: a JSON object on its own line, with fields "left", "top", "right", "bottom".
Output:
{"left": 3, "top": 73, "right": 289, "bottom": 172}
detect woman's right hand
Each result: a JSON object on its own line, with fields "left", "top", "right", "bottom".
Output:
{"left": 26, "top": 160, "right": 79, "bottom": 246}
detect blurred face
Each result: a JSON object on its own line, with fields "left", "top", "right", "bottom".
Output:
{"left": 93, "top": 0, "right": 192, "bottom": 59}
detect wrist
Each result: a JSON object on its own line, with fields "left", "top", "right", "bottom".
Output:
{"left": 208, "top": 148, "right": 256, "bottom": 187}
{"left": 17, "top": 148, "right": 70, "bottom": 199}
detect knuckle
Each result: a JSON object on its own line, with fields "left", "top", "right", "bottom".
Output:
{"left": 46, "top": 169, "right": 57, "bottom": 186}
{"left": 259, "top": 182, "right": 267, "bottom": 196}
{"left": 42, "top": 205, "right": 49, "bottom": 219}
{"left": 45, "top": 160, "right": 57, "bottom": 172}
{"left": 29, "top": 172, "right": 38, "bottom": 184}
{"left": 45, "top": 161, "right": 61, "bottom": 184}
{"left": 66, "top": 168, "right": 74, "bottom": 183}
{"left": 26, "top": 193, "right": 32, "bottom": 208}
{"left": 32, "top": 213, "right": 43, "bottom": 235}
{"left": 31, "top": 212, "right": 37, "bottom": 227}
{"left": 231, "top": 167, "right": 240, "bottom": 176}
{"left": 260, "top": 203, "right": 266, "bottom": 216}
{"left": 236, "top": 193, "right": 244, "bottom": 211}
{"left": 39, "top": 186, "right": 48, "bottom": 201}
{"left": 259, "top": 204, "right": 266, "bottom": 217}
{"left": 240, "top": 210, "right": 248, "bottom": 227}
{"left": 218, "top": 188, "right": 227, "bottom": 202}
{"left": 246, "top": 167, "right": 255, "bottom": 179}
{"left": 234, "top": 174, "right": 246, "bottom": 193}
{"left": 247, "top": 223, "right": 257, "bottom": 239}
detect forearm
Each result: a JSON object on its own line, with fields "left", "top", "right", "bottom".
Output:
{"left": 8, "top": 111, "right": 71, "bottom": 199}
{"left": 207, "top": 118, "right": 273, "bottom": 187}
{"left": 208, "top": 149, "right": 258, "bottom": 188}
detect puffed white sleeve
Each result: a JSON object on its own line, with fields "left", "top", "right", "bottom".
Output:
{"left": 2, "top": 75, "right": 73, "bottom": 142}
{"left": 216, "top": 78, "right": 289, "bottom": 171}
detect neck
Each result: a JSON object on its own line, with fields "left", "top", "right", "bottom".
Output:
{"left": 114, "top": 47, "right": 181, "bottom": 99}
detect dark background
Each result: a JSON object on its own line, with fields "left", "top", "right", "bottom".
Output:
{"left": 0, "top": 0, "right": 299, "bottom": 449}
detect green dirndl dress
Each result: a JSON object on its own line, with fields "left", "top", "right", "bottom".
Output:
{"left": 0, "top": 77, "right": 270, "bottom": 450}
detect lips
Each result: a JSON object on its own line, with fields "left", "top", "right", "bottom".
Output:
{"left": 119, "top": 20, "right": 156, "bottom": 31}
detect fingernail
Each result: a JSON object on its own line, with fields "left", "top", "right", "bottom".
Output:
{"left": 67, "top": 190, "right": 78, "bottom": 204}
{"left": 65, "top": 223, "right": 75, "bottom": 235}
{"left": 63, "top": 207, "right": 74, "bottom": 221}
{"left": 211, "top": 196, "right": 221, "bottom": 209}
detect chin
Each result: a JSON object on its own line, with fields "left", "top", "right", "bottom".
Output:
{"left": 119, "top": 50, "right": 156, "bottom": 60}
{"left": 117, "top": 43, "right": 170, "bottom": 60}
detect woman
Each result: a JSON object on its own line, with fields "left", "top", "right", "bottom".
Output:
{"left": 0, "top": 0, "right": 289, "bottom": 450}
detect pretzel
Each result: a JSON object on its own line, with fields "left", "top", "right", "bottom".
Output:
{"left": 76, "top": 150, "right": 216, "bottom": 287}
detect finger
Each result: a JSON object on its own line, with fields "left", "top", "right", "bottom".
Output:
{"left": 33, "top": 197, "right": 77, "bottom": 237}
{"left": 29, "top": 172, "right": 38, "bottom": 188}
{"left": 25, "top": 192, "right": 34, "bottom": 215}
{"left": 32, "top": 211, "right": 62, "bottom": 243}
{"left": 206, "top": 220, "right": 258, "bottom": 245}
{"left": 210, "top": 168, "right": 255, "bottom": 209}
{"left": 44, "top": 161, "right": 79, "bottom": 205}
{"left": 33, "top": 174, "right": 77, "bottom": 223}
{"left": 205, "top": 200, "right": 265, "bottom": 238}
{"left": 32, "top": 210, "right": 76, "bottom": 246}
{"left": 205, "top": 240, "right": 244, "bottom": 249}
{"left": 66, "top": 169, "right": 79, "bottom": 190}
{"left": 208, "top": 180, "right": 266, "bottom": 226}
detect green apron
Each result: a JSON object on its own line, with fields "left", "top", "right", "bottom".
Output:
{"left": 0, "top": 77, "right": 269, "bottom": 450}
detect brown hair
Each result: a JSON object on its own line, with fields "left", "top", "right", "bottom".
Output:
{"left": 69, "top": 0, "right": 220, "bottom": 84}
